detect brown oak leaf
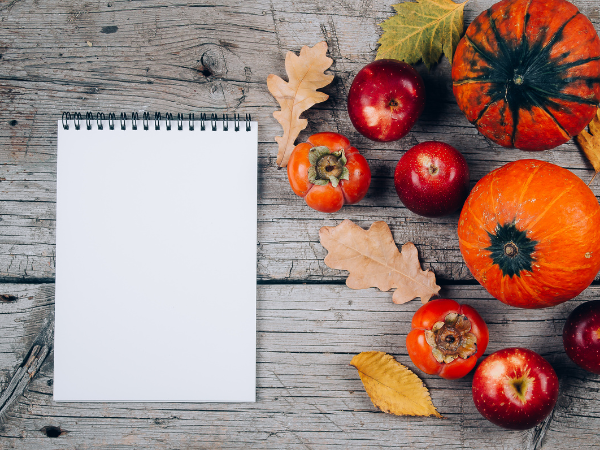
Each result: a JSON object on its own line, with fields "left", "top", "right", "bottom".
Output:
{"left": 267, "top": 41, "right": 334, "bottom": 168}
{"left": 577, "top": 108, "right": 600, "bottom": 174}
{"left": 320, "top": 219, "right": 440, "bottom": 304}
{"left": 351, "top": 351, "right": 442, "bottom": 418}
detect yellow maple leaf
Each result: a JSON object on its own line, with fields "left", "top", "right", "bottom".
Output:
{"left": 267, "top": 42, "right": 334, "bottom": 168}
{"left": 319, "top": 219, "right": 440, "bottom": 304}
{"left": 577, "top": 108, "right": 600, "bottom": 174}
{"left": 377, "top": 0, "right": 468, "bottom": 69}
{"left": 351, "top": 351, "right": 442, "bottom": 418}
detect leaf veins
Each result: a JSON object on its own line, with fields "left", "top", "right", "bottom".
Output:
{"left": 319, "top": 220, "right": 440, "bottom": 304}
{"left": 577, "top": 108, "right": 600, "bottom": 175}
{"left": 377, "top": 0, "right": 469, "bottom": 69}
{"left": 267, "top": 42, "right": 334, "bottom": 168}
{"left": 351, "top": 351, "right": 442, "bottom": 418}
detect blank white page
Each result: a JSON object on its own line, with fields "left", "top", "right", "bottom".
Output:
{"left": 55, "top": 118, "right": 257, "bottom": 402}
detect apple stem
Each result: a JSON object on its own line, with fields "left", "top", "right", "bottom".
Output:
{"left": 507, "top": 370, "right": 532, "bottom": 404}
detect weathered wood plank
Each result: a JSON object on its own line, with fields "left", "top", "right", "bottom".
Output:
{"left": 1, "top": 283, "right": 599, "bottom": 448}
{"left": 0, "top": 285, "right": 53, "bottom": 394}
{"left": 0, "top": 0, "right": 599, "bottom": 281}
{"left": 1, "top": 0, "right": 600, "bottom": 448}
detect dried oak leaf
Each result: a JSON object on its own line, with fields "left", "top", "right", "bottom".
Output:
{"left": 351, "top": 351, "right": 442, "bottom": 418}
{"left": 267, "top": 41, "right": 334, "bottom": 168}
{"left": 577, "top": 108, "right": 600, "bottom": 173}
{"left": 320, "top": 219, "right": 440, "bottom": 304}
{"left": 377, "top": 0, "right": 468, "bottom": 70}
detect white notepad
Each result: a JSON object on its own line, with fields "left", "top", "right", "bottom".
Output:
{"left": 54, "top": 115, "right": 258, "bottom": 402}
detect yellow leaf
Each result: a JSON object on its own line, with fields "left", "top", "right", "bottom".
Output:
{"left": 377, "top": 0, "right": 468, "bottom": 70}
{"left": 319, "top": 219, "right": 440, "bottom": 304}
{"left": 267, "top": 42, "right": 334, "bottom": 167}
{"left": 351, "top": 351, "right": 442, "bottom": 418}
{"left": 577, "top": 108, "right": 600, "bottom": 173}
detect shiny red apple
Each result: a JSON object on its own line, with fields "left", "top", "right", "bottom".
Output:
{"left": 472, "top": 348, "right": 559, "bottom": 430}
{"left": 347, "top": 59, "right": 425, "bottom": 142}
{"left": 394, "top": 141, "right": 470, "bottom": 217}
{"left": 563, "top": 300, "right": 600, "bottom": 374}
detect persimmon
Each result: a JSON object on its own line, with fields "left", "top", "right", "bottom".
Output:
{"left": 287, "top": 132, "right": 371, "bottom": 213}
{"left": 407, "top": 299, "right": 489, "bottom": 379}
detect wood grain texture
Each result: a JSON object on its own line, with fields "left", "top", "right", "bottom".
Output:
{"left": 0, "top": 0, "right": 598, "bottom": 281}
{"left": 1, "top": 0, "right": 600, "bottom": 447}
{"left": 0, "top": 283, "right": 599, "bottom": 449}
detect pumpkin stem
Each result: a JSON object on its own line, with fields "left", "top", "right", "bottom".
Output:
{"left": 504, "top": 242, "right": 518, "bottom": 257}
{"left": 486, "top": 222, "right": 538, "bottom": 278}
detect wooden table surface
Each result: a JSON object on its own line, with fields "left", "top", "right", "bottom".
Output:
{"left": 0, "top": 0, "right": 599, "bottom": 448}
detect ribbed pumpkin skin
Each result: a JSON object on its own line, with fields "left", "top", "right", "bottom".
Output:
{"left": 458, "top": 160, "right": 600, "bottom": 308}
{"left": 452, "top": 0, "right": 600, "bottom": 151}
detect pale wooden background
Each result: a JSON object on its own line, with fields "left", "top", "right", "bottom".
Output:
{"left": 0, "top": 0, "right": 599, "bottom": 448}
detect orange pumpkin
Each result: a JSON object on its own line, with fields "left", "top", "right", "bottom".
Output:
{"left": 458, "top": 160, "right": 600, "bottom": 308}
{"left": 452, "top": 0, "right": 600, "bottom": 150}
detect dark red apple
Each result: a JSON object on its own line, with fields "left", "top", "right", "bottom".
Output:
{"left": 472, "top": 348, "right": 559, "bottom": 430}
{"left": 347, "top": 59, "right": 425, "bottom": 142}
{"left": 563, "top": 300, "right": 600, "bottom": 374}
{"left": 394, "top": 141, "right": 469, "bottom": 217}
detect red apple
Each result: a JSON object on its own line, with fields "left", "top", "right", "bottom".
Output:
{"left": 394, "top": 141, "right": 469, "bottom": 217}
{"left": 563, "top": 300, "right": 600, "bottom": 374}
{"left": 347, "top": 59, "right": 425, "bottom": 142}
{"left": 472, "top": 348, "right": 559, "bottom": 430}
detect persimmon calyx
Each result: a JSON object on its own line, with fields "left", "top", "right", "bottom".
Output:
{"left": 425, "top": 312, "right": 477, "bottom": 364}
{"left": 307, "top": 146, "right": 350, "bottom": 188}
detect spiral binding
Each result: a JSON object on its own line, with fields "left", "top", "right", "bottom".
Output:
{"left": 62, "top": 112, "right": 252, "bottom": 131}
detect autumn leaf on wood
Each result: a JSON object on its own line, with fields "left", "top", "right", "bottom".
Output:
{"left": 377, "top": 0, "right": 468, "bottom": 69}
{"left": 267, "top": 41, "right": 334, "bottom": 167}
{"left": 577, "top": 108, "right": 600, "bottom": 173}
{"left": 351, "top": 351, "right": 442, "bottom": 418}
{"left": 320, "top": 219, "right": 440, "bottom": 304}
